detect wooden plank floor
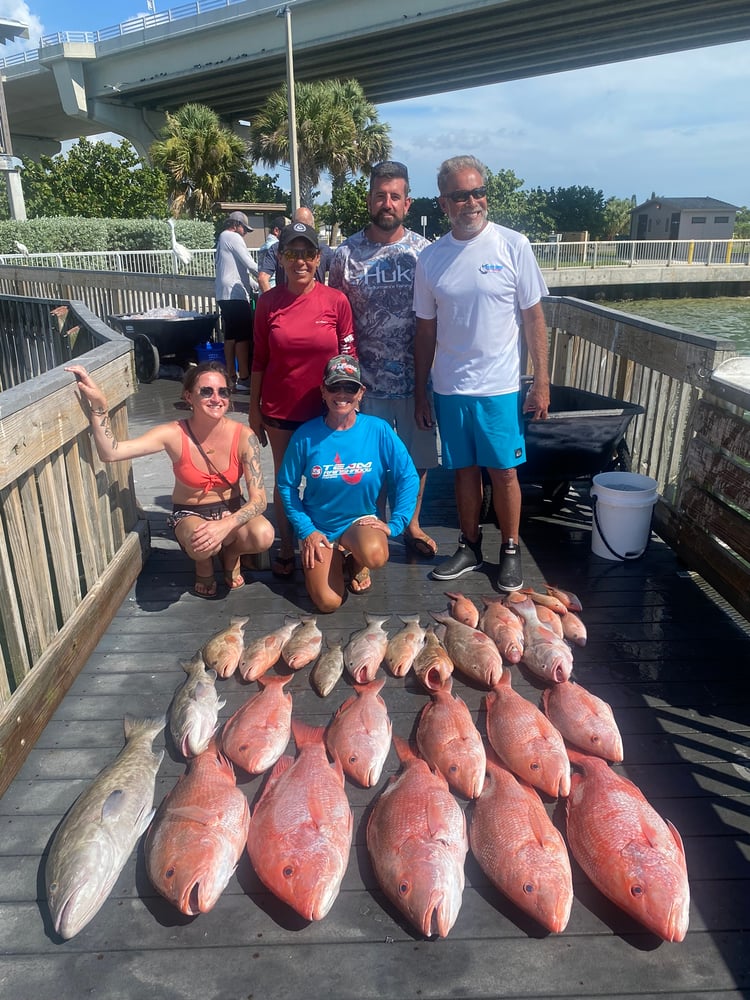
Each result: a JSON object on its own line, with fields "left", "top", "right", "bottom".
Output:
{"left": 2, "top": 377, "right": 750, "bottom": 999}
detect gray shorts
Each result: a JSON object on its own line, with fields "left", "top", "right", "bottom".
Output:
{"left": 361, "top": 394, "right": 439, "bottom": 470}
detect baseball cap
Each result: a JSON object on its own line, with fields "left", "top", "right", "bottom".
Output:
{"left": 279, "top": 222, "right": 319, "bottom": 251}
{"left": 323, "top": 355, "right": 363, "bottom": 388}
{"left": 228, "top": 211, "right": 252, "bottom": 232}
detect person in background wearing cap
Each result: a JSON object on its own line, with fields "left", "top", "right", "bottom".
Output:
{"left": 329, "top": 160, "right": 438, "bottom": 560}
{"left": 277, "top": 354, "right": 419, "bottom": 611}
{"left": 257, "top": 215, "right": 286, "bottom": 292}
{"left": 215, "top": 211, "right": 259, "bottom": 392}
{"left": 250, "top": 223, "right": 355, "bottom": 579}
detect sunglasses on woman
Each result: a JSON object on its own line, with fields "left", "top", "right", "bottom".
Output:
{"left": 282, "top": 248, "right": 319, "bottom": 262}
{"left": 326, "top": 381, "right": 361, "bottom": 394}
{"left": 197, "top": 386, "right": 231, "bottom": 399}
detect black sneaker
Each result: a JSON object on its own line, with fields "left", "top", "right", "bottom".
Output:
{"left": 497, "top": 540, "right": 523, "bottom": 592}
{"left": 432, "top": 532, "right": 483, "bottom": 581}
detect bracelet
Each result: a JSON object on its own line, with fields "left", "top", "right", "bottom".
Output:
{"left": 90, "top": 407, "right": 107, "bottom": 416}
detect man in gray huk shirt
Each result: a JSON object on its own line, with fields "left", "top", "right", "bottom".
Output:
{"left": 329, "top": 161, "right": 439, "bottom": 558}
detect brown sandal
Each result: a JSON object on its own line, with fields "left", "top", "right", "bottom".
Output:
{"left": 193, "top": 573, "right": 218, "bottom": 599}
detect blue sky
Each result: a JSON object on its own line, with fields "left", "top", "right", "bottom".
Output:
{"left": 2, "top": 0, "right": 749, "bottom": 207}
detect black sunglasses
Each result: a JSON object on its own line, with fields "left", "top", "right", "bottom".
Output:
{"left": 326, "top": 381, "right": 361, "bottom": 394}
{"left": 197, "top": 385, "right": 231, "bottom": 399}
{"left": 283, "top": 248, "right": 318, "bottom": 262}
{"left": 445, "top": 186, "right": 487, "bottom": 203}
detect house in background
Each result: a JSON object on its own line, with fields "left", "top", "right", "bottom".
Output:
{"left": 630, "top": 197, "right": 739, "bottom": 241}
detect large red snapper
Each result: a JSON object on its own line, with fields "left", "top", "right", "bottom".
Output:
{"left": 484, "top": 672, "right": 570, "bottom": 798}
{"left": 366, "top": 736, "right": 467, "bottom": 938}
{"left": 281, "top": 614, "right": 322, "bottom": 670}
{"left": 565, "top": 749, "right": 690, "bottom": 942}
{"left": 239, "top": 617, "right": 300, "bottom": 682}
{"left": 416, "top": 677, "right": 486, "bottom": 799}
{"left": 478, "top": 596, "right": 524, "bottom": 664}
{"left": 201, "top": 615, "right": 249, "bottom": 679}
{"left": 469, "top": 754, "right": 573, "bottom": 933}
{"left": 246, "top": 719, "right": 353, "bottom": 921}
{"left": 325, "top": 678, "right": 392, "bottom": 787}
{"left": 507, "top": 595, "right": 573, "bottom": 684}
{"left": 430, "top": 612, "right": 504, "bottom": 688}
{"left": 542, "top": 680, "right": 623, "bottom": 762}
{"left": 533, "top": 602, "right": 564, "bottom": 639}
{"left": 413, "top": 625, "right": 454, "bottom": 692}
{"left": 145, "top": 743, "right": 250, "bottom": 916}
{"left": 221, "top": 674, "right": 293, "bottom": 775}
{"left": 46, "top": 715, "right": 164, "bottom": 940}
{"left": 168, "top": 654, "right": 224, "bottom": 759}
{"left": 384, "top": 615, "right": 426, "bottom": 677}
{"left": 343, "top": 614, "right": 389, "bottom": 684}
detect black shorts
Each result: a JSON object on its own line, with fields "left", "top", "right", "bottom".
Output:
{"left": 218, "top": 299, "right": 253, "bottom": 343}
{"left": 262, "top": 414, "right": 304, "bottom": 431}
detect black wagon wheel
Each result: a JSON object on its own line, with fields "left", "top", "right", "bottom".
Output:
{"left": 133, "top": 334, "right": 160, "bottom": 383}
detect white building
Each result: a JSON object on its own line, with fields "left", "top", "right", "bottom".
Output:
{"left": 630, "top": 197, "right": 739, "bottom": 241}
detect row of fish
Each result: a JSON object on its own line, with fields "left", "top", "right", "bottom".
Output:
{"left": 45, "top": 584, "right": 689, "bottom": 947}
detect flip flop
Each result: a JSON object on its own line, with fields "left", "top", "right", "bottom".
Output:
{"left": 223, "top": 571, "right": 246, "bottom": 591}
{"left": 193, "top": 573, "right": 218, "bottom": 599}
{"left": 405, "top": 533, "right": 438, "bottom": 559}
{"left": 345, "top": 555, "right": 371, "bottom": 594}
{"left": 271, "top": 554, "right": 295, "bottom": 578}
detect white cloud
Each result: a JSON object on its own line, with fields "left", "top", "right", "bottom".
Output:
{"left": 380, "top": 41, "right": 750, "bottom": 206}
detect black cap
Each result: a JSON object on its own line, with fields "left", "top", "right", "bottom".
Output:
{"left": 279, "top": 222, "right": 319, "bottom": 251}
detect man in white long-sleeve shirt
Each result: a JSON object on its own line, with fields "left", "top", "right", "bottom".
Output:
{"left": 215, "top": 211, "right": 259, "bottom": 392}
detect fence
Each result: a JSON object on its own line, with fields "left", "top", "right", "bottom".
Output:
{"left": 0, "top": 296, "right": 146, "bottom": 795}
{"left": 0, "top": 240, "right": 747, "bottom": 277}
{"left": 531, "top": 238, "right": 750, "bottom": 271}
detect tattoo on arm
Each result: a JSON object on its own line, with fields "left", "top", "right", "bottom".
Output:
{"left": 236, "top": 433, "right": 267, "bottom": 523}
{"left": 97, "top": 414, "right": 119, "bottom": 451}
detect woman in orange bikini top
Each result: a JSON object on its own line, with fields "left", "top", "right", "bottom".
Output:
{"left": 66, "top": 361, "right": 274, "bottom": 598}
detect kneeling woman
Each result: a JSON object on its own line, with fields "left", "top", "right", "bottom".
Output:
{"left": 277, "top": 355, "right": 419, "bottom": 613}
{"left": 66, "top": 361, "right": 274, "bottom": 598}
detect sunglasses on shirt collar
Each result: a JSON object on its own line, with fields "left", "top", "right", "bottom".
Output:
{"left": 444, "top": 186, "right": 487, "bottom": 203}
{"left": 197, "top": 385, "right": 231, "bottom": 399}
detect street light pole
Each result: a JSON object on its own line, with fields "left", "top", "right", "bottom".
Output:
{"left": 276, "top": 5, "right": 300, "bottom": 212}
{"left": 0, "top": 18, "right": 29, "bottom": 220}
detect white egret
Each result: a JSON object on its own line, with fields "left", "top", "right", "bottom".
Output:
{"left": 14, "top": 240, "right": 30, "bottom": 255}
{"left": 167, "top": 219, "right": 193, "bottom": 270}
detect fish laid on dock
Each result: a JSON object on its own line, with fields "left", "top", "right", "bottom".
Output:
{"left": 412, "top": 625, "right": 454, "bottom": 691}
{"left": 325, "top": 678, "right": 392, "bottom": 787}
{"left": 367, "top": 735, "right": 467, "bottom": 938}
{"left": 431, "top": 612, "right": 503, "bottom": 687}
{"left": 168, "top": 654, "right": 224, "bottom": 758}
{"left": 310, "top": 635, "right": 345, "bottom": 697}
{"left": 221, "top": 674, "right": 293, "bottom": 775}
{"left": 201, "top": 616, "right": 249, "bottom": 679}
{"left": 145, "top": 742, "right": 249, "bottom": 916}
{"left": 281, "top": 615, "right": 322, "bottom": 670}
{"left": 46, "top": 715, "right": 165, "bottom": 940}
{"left": 343, "top": 614, "right": 389, "bottom": 684}
{"left": 239, "top": 617, "right": 300, "bottom": 682}
{"left": 416, "top": 676, "right": 485, "bottom": 799}
{"left": 384, "top": 615, "right": 426, "bottom": 677}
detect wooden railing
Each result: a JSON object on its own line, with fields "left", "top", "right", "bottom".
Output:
{"left": 0, "top": 296, "right": 147, "bottom": 796}
{"left": 0, "top": 265, "right": 215, "bottom": 326}
{"left": 542, "top": 295, "right": 748, "bottom": 620}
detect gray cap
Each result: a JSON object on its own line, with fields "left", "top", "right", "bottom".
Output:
{"left": 228, "top": 211, "right": 252, "bottom": 232}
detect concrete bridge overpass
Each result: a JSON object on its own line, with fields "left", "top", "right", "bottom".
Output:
{"left": 3, "top": 0, "right": 750, "bottom": 160}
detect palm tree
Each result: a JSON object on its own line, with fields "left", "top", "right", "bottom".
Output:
{"left": 150, "top": 104, "right": 248, "bottom": 218}
{"left": 249, "top": 78, "right": 391, "bottom": 209}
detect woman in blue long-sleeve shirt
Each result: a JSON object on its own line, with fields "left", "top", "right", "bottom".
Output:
{"left": 277, "top": 355, "right": 419, "bottom": 612}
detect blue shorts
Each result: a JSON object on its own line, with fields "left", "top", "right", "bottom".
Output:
{"left": 434, "top": 392, "right": 525, "bottom": 470}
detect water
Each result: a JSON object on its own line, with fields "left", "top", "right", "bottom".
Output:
{"left": 604, "top": 296, "right": 750, "bottom": 354}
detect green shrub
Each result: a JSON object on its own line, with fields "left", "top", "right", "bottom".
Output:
{"left": 0, "top": 217, "right": 216, "bottom": 254}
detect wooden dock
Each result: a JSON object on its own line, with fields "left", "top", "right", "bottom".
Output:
{"left": 1, "top": 377, "right": 749, "bottom": 999}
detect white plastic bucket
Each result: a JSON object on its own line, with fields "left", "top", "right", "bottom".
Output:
{"left": 590, "top": 472, "right": 658, "bottom": 561}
